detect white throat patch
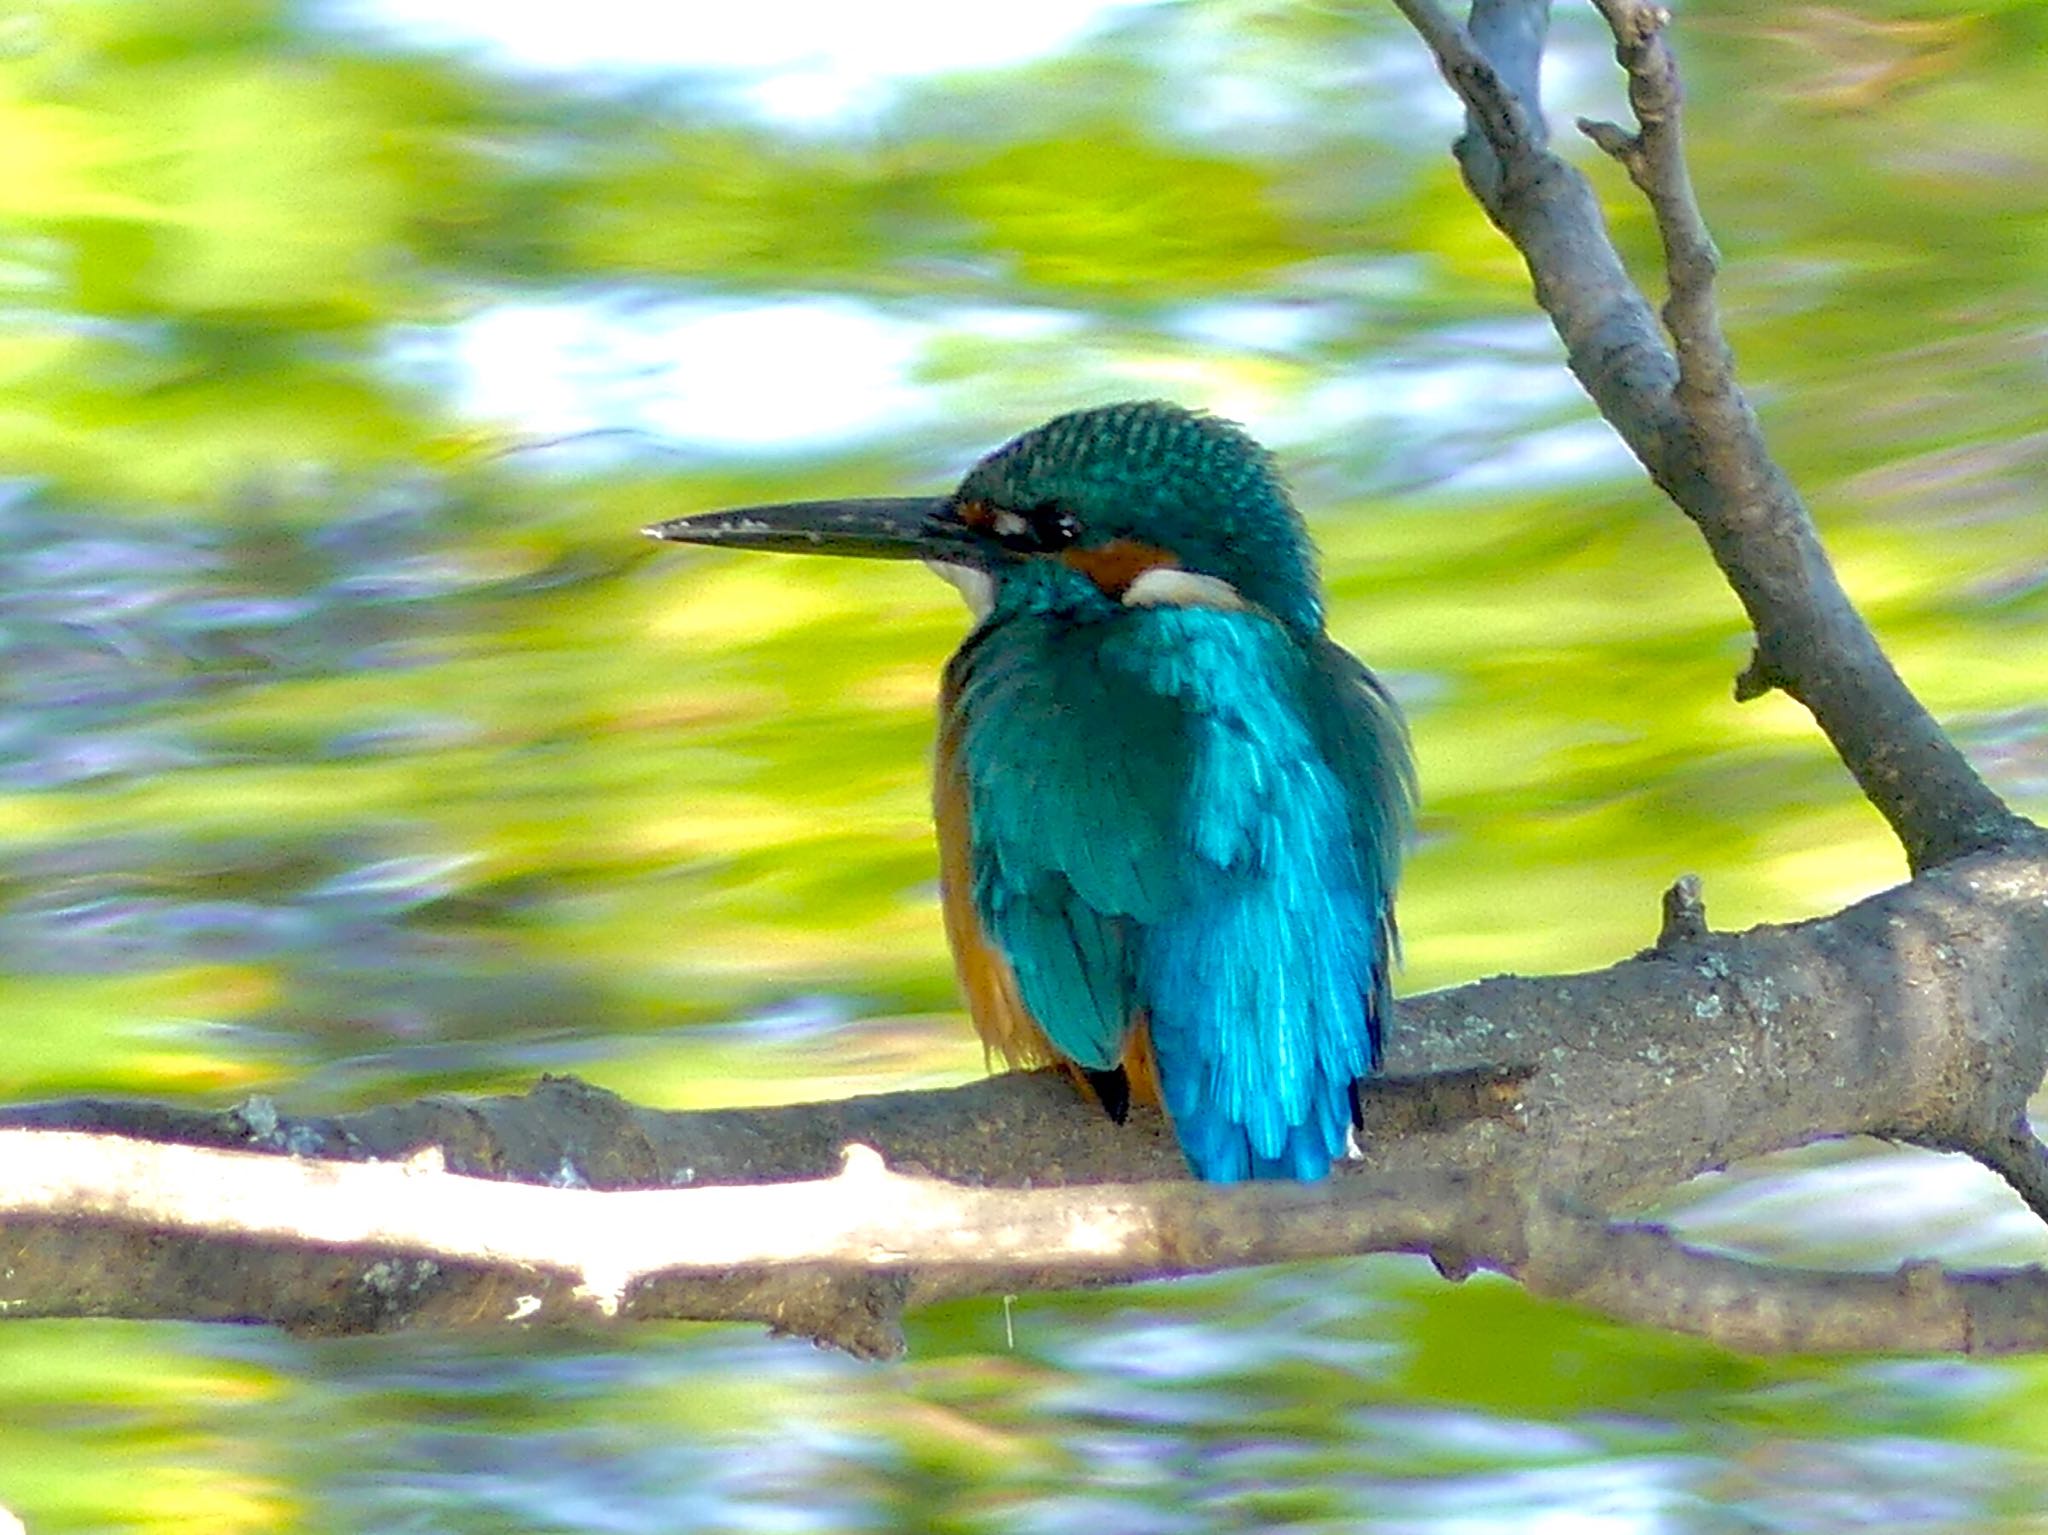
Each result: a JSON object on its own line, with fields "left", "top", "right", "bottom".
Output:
{"left": 1121, "top": 567, "right": 1246, "bottom": 611}
{"left": 925, "top": 560, "right": 994, "bottom": 619}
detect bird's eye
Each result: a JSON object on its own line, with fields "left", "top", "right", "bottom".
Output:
{"left": 957, "top": 498, "right": 1080, "bottom": 552}
{"left": 1033, "top": 503, "right": 1081, "bottom": 549}
{"left": 1004, "top": 500, "right": 1077, "bottom": 551}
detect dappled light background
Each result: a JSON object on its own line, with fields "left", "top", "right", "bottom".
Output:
{"left": 4, "top": 0, "right": 2048, "bottom": 1528}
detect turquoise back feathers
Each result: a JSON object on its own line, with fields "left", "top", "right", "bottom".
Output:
{"left": 940, "top": 403, "right": 1413, "bottom": 1181}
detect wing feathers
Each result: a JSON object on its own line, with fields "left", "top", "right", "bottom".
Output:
{"left": 943, "top": 604, "right": 1410, "bottom": 1181}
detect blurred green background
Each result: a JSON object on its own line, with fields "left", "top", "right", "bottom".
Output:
{"left": 4, "top": 0, "right": 2048, "bottom": 1529}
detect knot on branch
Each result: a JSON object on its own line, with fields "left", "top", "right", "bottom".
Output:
{"left": 1653, "top": 874, "right": 1710, "bottom": 951}
{"left": 1734, "top": 645, "right": 1785, "bottom": 703}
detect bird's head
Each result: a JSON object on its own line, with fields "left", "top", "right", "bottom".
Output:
{"left": 646, "top": 401, "right": 1323, "bottom": 633}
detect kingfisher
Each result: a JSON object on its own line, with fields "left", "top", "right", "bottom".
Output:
{"left": 646, "top": 402, "right": 1413, "bottom": 1181}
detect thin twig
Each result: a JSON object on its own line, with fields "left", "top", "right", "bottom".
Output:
{"left": 1579, "top": 2, "right": 1734, "bottom": 421}
{"left": 1387, "top": 0, "right": 1538, "bottom": 155}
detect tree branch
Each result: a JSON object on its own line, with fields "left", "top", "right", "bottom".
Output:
{"left": 7, "top": 852, "right": 2048, "bottom": 1354}
{"left": 0, "top": 1129, "right": 1503, "bottom": 1345}
{"left": 1525, "top": 1204, "right": 2048, "bottom": 1354}
{"left": 1579, "top": 0, "right": 1729, "bottom": 410}
{"left": 1388, "top": 0, "right": 1539, "bottom": 160}
{"left": 1968, "top": 1124, "right": 2048, "bottom": 1229}
{"left": 1393, "top": 0, "right": 2037, "bottom": 872}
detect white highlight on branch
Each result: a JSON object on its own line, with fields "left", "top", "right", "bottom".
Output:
{"left": 0, "top": 1130, "right": 1154, "bottom": 1313}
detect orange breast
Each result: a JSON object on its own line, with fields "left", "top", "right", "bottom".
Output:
{"left": 934, "top": 724, "right": 1056, "bottom": 1070}
{"left": 932, "top": 702, "right": 1160, "bottom": 1109}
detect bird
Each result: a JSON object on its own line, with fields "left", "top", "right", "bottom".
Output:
{"left": 645, "top": 401, "right": 1413, "bottom": 1181}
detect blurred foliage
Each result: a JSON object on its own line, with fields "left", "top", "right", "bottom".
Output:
{"left": 1, "top": 0, "right": 2048, "bottom": 1529}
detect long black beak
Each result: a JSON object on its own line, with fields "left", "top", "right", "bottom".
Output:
{"left": 643, "top": 496, "right": 992, "bottom": 566}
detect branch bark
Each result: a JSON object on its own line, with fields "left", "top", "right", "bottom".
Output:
{"left": 6, "top": 848, "right": 2048, "bottom": 1355}
{"left": 1524, "top": 1207, "right": 2048, "bottom": 1355}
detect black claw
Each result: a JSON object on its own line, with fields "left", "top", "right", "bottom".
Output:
{"left": 1084, "top": 1067, "right": 1131, "bottom": 1125}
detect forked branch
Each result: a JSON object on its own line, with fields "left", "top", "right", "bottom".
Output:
{"left": 1394, "top": 0, "right": 2035, "bottom": 872}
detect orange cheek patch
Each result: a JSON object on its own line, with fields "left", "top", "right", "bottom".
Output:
{"left": 1060, "top": 538, "right": 1179, "bottom": 599}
